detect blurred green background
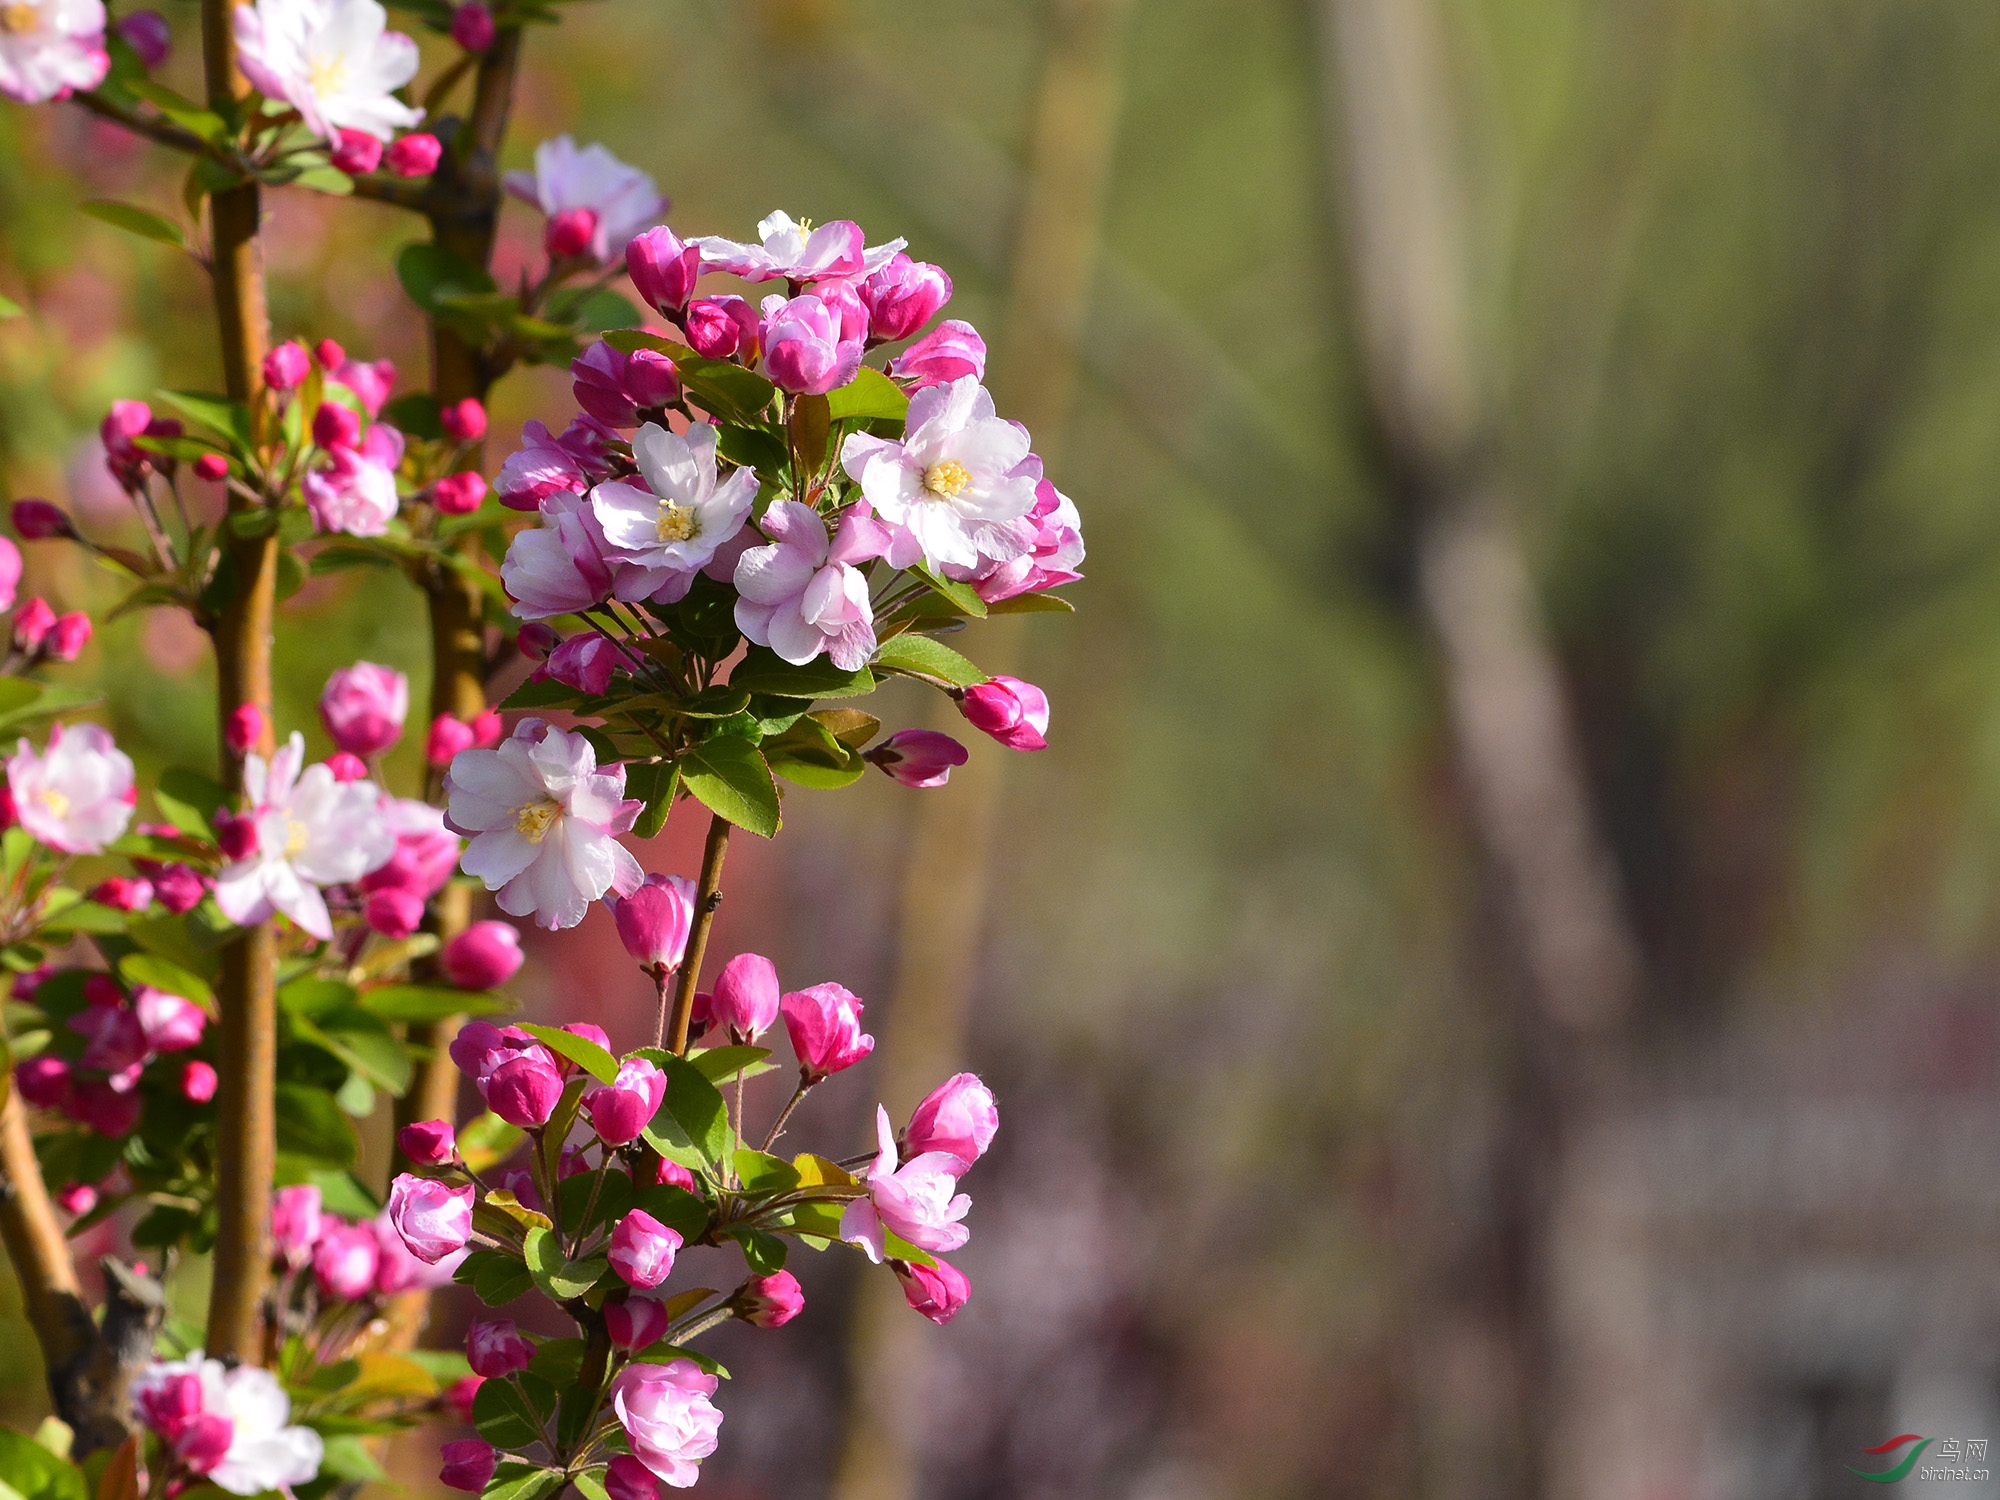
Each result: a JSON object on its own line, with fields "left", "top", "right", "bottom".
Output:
{"left": 11, "top": 0, "right": 2000, "bottom": 1496}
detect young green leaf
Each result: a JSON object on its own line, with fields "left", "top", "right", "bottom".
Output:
{"left": 826, "top": 366, "right": 909, "bottom": 422}
{"left": 678, "top": 735, "right": 780, "bottom": 837}
{"left": 517, "top": 1021, "right": 619, "bottom": 1084}
{"left": 873, "top": 633, "right": 988, "bottom": 688}
{"left": 79, "top": 200, "right": 186, "bottom": 249}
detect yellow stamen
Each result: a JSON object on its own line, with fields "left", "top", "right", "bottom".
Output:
{"left": 36, "top": 787, "right": 67, "bottom": 818}
{"left": 656, "top": 500, "right": 697, "bottom": 543}
{"left": 923, "top": 460, "right": 971, "bottom": 500}
{"left": 307, "top": 53, "right": 348, "bottom": 96}
{"left": 0, "top": 5, "right": 39, "bottom": 34}
{"left": 284, "top": 818, "right": 310, "bottom": 859}
{"left": 515, "top": 799, "right": 560, "bottom": 843}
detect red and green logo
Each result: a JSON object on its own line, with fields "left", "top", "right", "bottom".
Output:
{"left": 1847, "top": 1435, "right": 1931, "bottom": 1484}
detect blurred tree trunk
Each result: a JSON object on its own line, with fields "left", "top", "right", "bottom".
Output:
{"left": 1318, "top": 0, "right": 1643, "bottom": 1493}
{"left": 827, "top": 2, "right": 1133, "bottom": 1498}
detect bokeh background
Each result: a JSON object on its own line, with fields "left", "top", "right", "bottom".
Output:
{"left": 10, "top": 0, "right": 2000, "bottom": 1496}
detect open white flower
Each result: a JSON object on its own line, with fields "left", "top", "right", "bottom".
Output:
{"left": 133, "top": 1354, "right": 324, "bottom": 1497}
{"left": 0, "top": 0, "right": 108, "bottom": 105}
{"left": 7, "top": 722, "right": 135, "bottom": 854}
{"left": 692, "top": 210, "right": 905, "bottom": 284}
{"left": 214, "top": 732, "right": 396, "bottom": 940}
{"left": 592, "top": 421, "right": 757, "bottom": 601}
{"left": 503, "top": 135, "right": 664, "bottom": 264}
{"left": 234, "top": 0, "right": 421, "bottom": 143}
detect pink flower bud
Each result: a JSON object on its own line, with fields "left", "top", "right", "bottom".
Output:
{"left": 135, "top": 987, "right": 205, "bottom": 1051}
{"left": 444, "top": 1375, "right": 483, "bottom": 1422}
{"left": 313, "top": 401, "right": 360, "bottom": 452}
{"left": 605, "top": 1295, "right": 671, "bottom": 1351}
{"left": 893, "top": 1258, "right": 970, "bottom": 1324}
{"left": 116, "top": 10, "right": 171, "bottom": 68}
{"left": 387, "top": 1173, "right": 475, "bottom": 1263}
{"left": 365, "top": 886, "right": 426, "bottom": 938}
{"left": 709, "top": 952, "right": 780, "bottom": 1040}
{"left": 652, "top": 1157, "right": 696, "bottom": 1192}
{"left": 219, "top": 704, "right": 264, "bottom": 758}
{"left": 12, "top": 499, "right": 73, "bottom": 539}
{"left": 89, "top": 876, "right": 152, "bottom": 912}
{"left": 315, "top": 338, "right": 347, "bottom": 370}
{"left": 608, "top": 1208, "right": 682, "bottom": 1289}
{"left": 470, "top": 707, "right": 503, "bottom": 748}
{"left": 863, "top": 729, "right": 967, "bottom": 789}
{"left": 387, "top": 132, "right": 442, "bottom": 178}
{"left": 781, "top": 982, "right": 874, "bottom": 1082}
{"left": 46, "top": 612, "right": 91, "bottom": 662}
{"left": 150, "top": 864, "right": 205, "bottom": 914}
{"left": 441, "top": 921, "right": 523, "bottom": 990}
{"left": 214, "top": 809, "right": 258, "bottom": 862}
{"left": 608, "top": 873, "right": 695, "bottom": 971}
{"left": 330, "top": 129, "right": 383, "bottom": 176}
{"left": 517, "top": 622, "right": 557, "bottom": 660}
{"left": 325, "top": 751, "right": 367, "bottom": 782}
{"left": 957, "top": 675, "right": 1049, "bottom": 751}
{"left": 441, "top": 397, "right": 487, "bottom": 442}
{"left": 571, "top": 342, "right": 679, "bottom": 427}
{"left": 11, "top": 596, "right": 53, "bottom": 651}
{"left": 439, "top": 1440, "right": 496, "bottom": 1492}
{"left": 861, "top": 254, "right": 952, "bottom": 343}
{"left": 136, "top": 1371, "right": 202, "bottom": 1437}
{"left": 584, "top": 1057, "right": 668, "bottom": 1147}
{"left": 545, "top": 207, "right": 601, "bottom": 261}
{"left": 70, "top": 1000, "right": 146, "bottom": 1074}
{"left": 193, "top": 453, "right": 229, "bottom": 482}
{"left": 604, "top": 1455, "right": 661, "bottom": 1500}
{"left": 70, "top": 1079, "right": 141, "bottom": 1136}
{"left": 905, "top": 1073, "right": 997, "bottom": 1171}
{"left": 466, "top": 1318, "right": 534, "bottom": 1377}
{"left": 887, "top": 319, "right": 986, "bottom": 389}
{"left": 263, "top": 340, "right": 310, "bottom": 392}
{"left": 450, "top": 1, "right": 495, "bottom": 50}
{"left": 313, "top": 1222, "right": 381, "bottom": 1300}
{"left": 484, "top": 1053, "right": 565, "bottom": 1127}
{"left": 320, "top": 661, "right": 408, "bottom": 757}
{"left": 426, "top": 713, "right": 476, "bottom": 767}
{"left": 399, "top": 1118, "right": 456, "bottom": 1165}
{"left": 270, "top": 1184, "right": 323, "bottom": 1264}
{"left": 814, "top": 278, "right": 869, "bottom": 343}
{"left": 539, "top": 632, "right": 616, "bottom": 695}
{"left": 684, "top": 296, "right": 758, "bottom": 361}
{"left": 83, "top": 973, "right": 121, "bottom": 1007}
{"left": 56, "top": 1182, "right": 97, "bottom": 1216}
{"left": 175, "top": 1413, "right": 235, "bottom": 1475}
{"left": 735, "top": 1270, "right": 803, "bottom": 1328}
{"left": 433, "top": 471, "right": 487, "bottom": 515}
{"left": 627, "top": 227, "right": 703, "bottom": 317}
{"left": 761, "top": 293, "right": 862, "bottom": 395}
{"left": 15, "top": 1055, "right": 72, "bottom": 1112}
{"left": 180, "top": 1060, "right": 217, "bottom": 1103}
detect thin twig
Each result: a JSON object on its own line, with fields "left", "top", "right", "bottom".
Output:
{"left": 667, "top": 816, "right": 731, "bottom": 1055}
{"left": 758, "top": 1078, "right": 813, "bottom": 1153}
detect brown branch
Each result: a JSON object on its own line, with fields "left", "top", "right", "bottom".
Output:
{"left": 667, "top": 816, "right": 731, "bottom": 1056}
{"left": 348, "top": 173, "right": 432, "bottom": 211}
{"left": 0, "top": 1093, "right": 94, "bottom": 1407}
{"left": 69, "top": 91, "right": 211, "bottom": 157}
{"left": 201, "top": 0, "right": 279, "bottom": 1367}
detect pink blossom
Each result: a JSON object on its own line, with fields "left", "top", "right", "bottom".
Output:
{"left": 70, "top": 998, "right": 145, "bottom": 1076}
{"left": 133, "top": 1355, "right": 323, "bottom": 1495}
{"left": 70, "top": 1078, "right": 140, "bottom": 1135}
{"left": 894, "top": 1258, "right": 970, "bottom": 1324}
{"left": 860, "top": 254, "right": 952, "bottom": 343}
{"left": 9, "top": 723, "right": 135, "bottom": 853}
{"left": 45, "top": 612, "right": 89, "bottom": 662}
{"left": 329, "top": 128, "right": 381, "bottom": 175}
{"left": 319, "top": 661, "right": 408, "bottom": 757}
{"left": 233, "top": 0, "right": 421, "bottom": 142}
{"left": 181, "top": 1060, "right": 217, "bottom": 1102}
{"left": 537, "top": 632, "right": 617, "bottom": 695}
{"left": 653, "top": 1158, "right": 696, "bottom": 1192}
{"left": 386, "top": 1172, "right": 474, "bottom": 1263}
{"left": 312, "top": 401, "right": 359, "bottom": 451}
{"left": 152, "top": 864, "right": 208, "bottom": 914}
{"left": 433, "top": 471, "right": 486, "bottom": 514}
{"left": 441, "top": 921, "right": 523, "bottom": 989}
{"left": 504, "top": 136, "right": 664, "bottom": 264}
{"left": 0, "top": 0, "right": 109, "bottom": 106}
{"left": 270, "top": 1184, "right": 323, "bottom": 1265}
{"left": 863, "top": 729, "right": 967, "bottom": 788}
{"left": 732, "top": 500, "right": 882, "bottom": 670}
{"left": 781, "top": 982, "right": 874, "bottom": 1082}
{"left": 441, "top": 397, "right": 487, "bottom": 441}
{"left": 312, "top": 1222, "right": 381, "bottom": 1300}
{"left": 610, "top": 1359, "right": 723, "bottom": 1488}
{"left": 484, "top": 1050, "right": 565, "bottom": 1127}
{"left": 427, "top": 713, "right": 475, "bottom": 767}
{"left": 224, "top": 703, "right": 264, "bottom": 756}
{"left": 89, "top": 875, "right": 153, "bottom": 912}
{"left": 263, "top": 341, "right": 309, "bottom": 392}
{"left": 501, "top": 491, "right": 618, "bottom": 620}
{"left": 372, "top": 1208, "right": 463, "bottom": 1292}
{"left": 759, "top": 293, "right": 862, "bottom": 396}
{"left": 15, "top": 1055, "right": 71, "bottom": 1111}
{"left": 627, "top": 226, "right": 702, "bottom": 316}
{"left": 12, "top": 499, "right": 72, "bottom": 538}
{"left": 735, "top": 1270, "right": 803, "bottom": 1328}
{"left": 445, "top": 718, "right": 644, "bottom": 930}
{"left": 304, "top": 426, "right": 403, "bottom": 536}
{"left": 692, "top": 210, "right": 903, "bottom": 284}
{"left": 840, "top": 1104, "right": 971, "bottom": 1262}
{"left": 0, "top": 536, "right": 19, "bottom": 611}
{"left": 439, "top": 1440, "right": 495, "bottom": 1492}
{"left": 56, "top": 1181, "right": 96, "bottom": 1216}
{"left": 449, "top": 1, "right": 492, "bottom": 51}
{"left": 135, "top": 987, "right": 206, "bottom": 1051}
{"left": 116, "top": 9, "right": 170, "bottom": 68}
{"left": 324, "top": 752, "right": 367, "bottom": 783}
{"left": 605, "top": 1455, "right": 661, "bottom": 1500}
{"left": 466, "top": 1319, "right": 534, "bottom": 1378}
{"left": 605, "top": 1295, "right": 670, "bottom": 1351}
{"left": 386, "top": 130, "right": 441, "bottom": 177}
{"left": 12, "top": 596, "right": 53, "bottom": 651}
{"left": 593, "top": 421, "right": 758, "bottom": 602}
{"left": 813, "top": 277, "right": 869, "bottom": 343}
{"left": 684, "top": 295, "right": 759, "bottom": 361}
{"left": 546, "top": 207, "right": 599, "bottom": 260}
{"left": 709, "top": 952, "right": 780, "bottom": 1040}
{"left": 496, "top": 420, "right": 588, "bottom": 510}
{"left": 398, "top": 1119, "right": 455, "bottom": 1165}
{"left": 572, "top": 342, "right": 679, "bottom": 428}
{"left": 364, "top": 796, "right": 463, "bottom": 900}
{"left": 584, "top": 1056, "right": 667, "bottom": 1146}
{"left": 363, "top": 885, "right": 424, "bottom": 937}
{"left": 443, "top": 1375, "right": 483, "bottom": 1422}
{"left": 329, "top": 356, "right": 396, "bottom": 416}
{"left": 970, "top": 474, "right": 1084, "bottom": 602}
{"left": 608, "top": 1208, "right": 681, "bottom": 1290}
{"left": 905, "top": 1073, "right": 997, "bottom": 1171}
{"left": 887, "top": 319, "right": 987, "bottom": 389}
{"left": 958, "top": 675, "right": 1049, "bottom": 751}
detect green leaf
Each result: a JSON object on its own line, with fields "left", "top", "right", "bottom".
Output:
{"left": 0, "top": 1426, "right": 86, "bottom": 1500}
{"left": 456, "top": 1249, "right": 534, "bottom": 1307}
{"left": 729, "top": 1227, "right": 789, "bottom": 1275}
{"left": 294, "top": 165, "right": 354, "bottom": 196}
{"left": 397, "top": 242, "right": 500, "bottom": 338}
{"left": 625, "top": 759, "right": 680, "bottom": 840}
{"left": 789, "top": 393, "right": 831, "bottom": 475}
{"left": 0, "top": 684, "right": 102, "bottom": 736}
{"left": 361, "top": 984, "right": 513, "bottom": 1023}
{"left": 716, "top": 424, "right": 790, "bottom": 478}
{"left": 116, "top": 952, "right": 212, "bottom": 1005}
{"left": 675, "top": 358, "right": 777, "bottom": 426}
{"left": 124, "top": 81, "right": 230, "bottom": 144}
{"left": 316, "top": 1010, "right": 415, "bottom": 1094}
{"left": 732, "top": 1148, "right": 799, "bottom": 1193}
{"left": 522, "top": 1225, "right": 602, "bottom": 1301}
{"left": 315, "top": 1436, "right": 384, "bottom": 1484}
{"left": 524, "top": 1337, "right": 586, "bottom": 1388}
{"left": 632, "top": 1047, "right": 730, "bottom": 1170}
{"left": 0, "top": 295, "right": 21, "bottom": 319}
{"left": 278, "top": 977, "right": 355, "bottom": 1017}
{"left": 78, "top": 200, "right": 185, "bottom": 249}
{"left": 37, "top": 901, "right": 127, "bottom": 937}
{"left": 826, "top": 366, "right": 909, "bottom": 423}
{"left": 573, "top": 1471, "right": 611, "bottom": 1500}
{"left": 304, "top": 1169, "right": 380, "bottom": 1219}
{"left": 483, "top": 1469, "right": 567, "bottom": 1500}
{"left": 383, "top": 393, "right": 444, "bottom": 440}
{"left": 471, "top": 1377, "right": 543, "bottom": 1449}
{"left": 679, "top": 735, "right": 780, "bottom": 837}
{"left": 517, "top": 1022, "right": 618, "bottom": 1084}
{"left": 628, "top": 1184, "right": 712, "bottom": 1244}
{"left": 689, "top": 1045, "right": 771, "bottom": 1084}
{"left": 458, "top": 1112, "right": 525, "bottom": 1173}
{"left": 726, "top": 646, "right": 876, "bottom": 700}
{"left": 547, "top": 286, "right": 643, "bottom": 333}
{"left": 873, "top": 633, "right": 988, "bottom": 688}
{"left": 988, "top": 591, "right": 1075, "bottom": 614}
{"left": 762, "top": 718, "right": 865, "bottom": 791}
{"left": 911, "top": 562, "right": 988, "bottom": 618}
{"left": 153, "top": 391, "right": 253, "bottom": 453}
{"left": 273, "top": 1083, "right": 358, "bottom": 1167}
{"left": 499, "top": 677, "right": 584, "bottom": 711}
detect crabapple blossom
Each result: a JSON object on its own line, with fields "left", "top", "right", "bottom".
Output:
{"left": 263, "top": 340, "right": 309, "bottom": 391}
{"left": 860, "top": 253, "right": 952, "bottom": 343}
{"left": 181, "top": 1060, "right": 218, "bottom": 1102}
{"left": 11, "top": 499, "right": 70, "bottom": 538}
{"left": 133, "top": 1355, "right": 325, "bottom": 1495}
{"left": 11, "top": 596, "right": 53, "bottom": 651}
{"left": 0, "top": 536, "right": 18, "bottom": 611}
{"left": 386, "top": 130, "right": 440, "bottom": 177}
{"left": 501, "top": 490, "right": 621, "bottom": 620}
{"left": 538, "top": 632, "right": 616, "bottom": 694}
{"left": 426, "top": 713, "right": 475, "bottom": 766}
{"left": 8, "top": 722, "right": 135, "bottom": 853}
{"left": 387, "top": 1173, "right": 474, "bottom": 1263}
{"left": 0, "top": 0, "right": 109, "bottom": 106}
{"left": 312, "top": 1223, "right": 380, "bottom": 1300}
{"left": 270, "top": 1184, "right": 323, "bottom": 1264}
{"left": 839, "top": 376, "right": 1037, "bottom": 571}
{"left": 841, "top": 1105, "right": 972, "bottom": 1262}
{"left": 732, "top": 501, "right": 885, "bottom": 670}
{"left": 683, "top": 295, "right": 760, "bottom": 360}
{"left": 233, "top": 0, "right": 421, "bottom": 142}
{"left": 89, "top": 875, "right": 152, "bottom": 911}
{"left": 328, "top": 355, "right": 396, "bottom": 415}
{"left": 303, "top": 423, "right": 402, "bottom": 535}
{"left": 440, "top": 920, "right": 523, "bottom": 989}
{"left": 572, "top": 342, "right": 678, "bottom": 427}
{"left": 134, "top": 987, "right": 206, "bottom": 1051}
{"left": 863, "top": 729, "right": 968, "bottom": 788}
{"left": 55, "top": 1182, "right": 95, "bottom": 1216}
{"left": 583, "top": 1056, "right": 667, "bottom": 1146}
{"left": 610, "top": 1359, "right": 723, "bottom": 1488}
{"left": 608, "top": 1209, "right": 681, "bottom": 1289}
{"left": 592, "top": 422, "right": 757, "bottom": 600}
{"left": 735, "top": 1271, "right": 804, "bottom": 1328}
{"left": 505, "top": 136, "right": 664, "bottom": 264}
{"left": 466, "top": 1320, "right": 534, "bottom": 1378}
{"left": 398, "top": 1119, "right": 455, "bottom": 1165}
{"left": 692, "top": 210, "right": 903, "bottom": 284}
{"left": 626, "top": 225, "right": 701, "bottom": 316}
{"left": 484, "top": 1049, "right": 565, "bottom": 1126}
{"left": 959, "top": 674, "right": 1050, "bottom": 751}
{"left": 329, "top": 127, "right": 381, "bottom": 174}
{"left": 319, "top": 661, "right": 408, "bottom": 757}
{"left": 905, "top": 1073, "right": 998, "bottom": 1170}
{"left": 894, "top": 1258, "right": 971, "bottom": 1325}
{"left": 214, "top": 733, "right": 396, "bottom": 940}
{"left": 439, "top": 1440, "right": 496, "bottom": 1493}
{"left": 115, "top": 8, "right": 169, "bottom": 68}
{"left": 44, "top": 612, "right": 88, "bottom": 661}
{"left": 886, "top": 318, "right": 987, "bottom": 388}
{"left": 970, "top": 472, "right": 1085, "bottom": 602}
{"left": 444, "top": 718, "right": 644, "bottom": 929}
{"left": 224, "top": 703, "right": 265, "bottom": 755}
{"left": 312, "top": 401, "right": 360, "bottom": 451}
{"left": 781, "top": 982, "right": 874, "bottom": 1082}
{"left": 433, "top": 470, "right": 486, "bottom": 514}
{"left": 605, "top": 1456, "right": 660, "bottom": 1500}
{"left": 16, "top": 1055, "right": 71, "bottom": 1111}
{"left": 709, "top": 952, "right": 780, "bottom": 1040}
{"left": 759, "top": 293, "right": 862, "bottom": 395}
{"left": 605, "top": 1295, "right": 671, "bottom": 1351}
{"left": 449, "top": 1, "right": 492, "bottom": 51}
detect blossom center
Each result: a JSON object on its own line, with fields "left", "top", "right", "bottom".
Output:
{"left": 0, "top": 4, "right": 39, "bottom": 33}
{"left": 655, "top": 499, "right": 698, "bottom": 543}
{"left": 284, "top": 817, "right": 310, "bottom": 859}
{"left": 307, "top": 52, "right": 348, "bottom": 96}
{"left": 515, "top": 798, "right": 560, "bottom": 843}
{"left": 923, "top": 460, "right": 971, "bottom": 500}
{"left": 35, "top": 786, "right": 67, "bottom": 818}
